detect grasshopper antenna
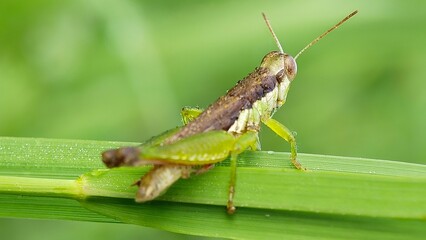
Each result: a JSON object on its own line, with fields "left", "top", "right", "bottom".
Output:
{"left": 262, "top": 12, "right": 284, "bottom": 54}
{"left": 294, "top": 10, "right": 358, "bottom": 60}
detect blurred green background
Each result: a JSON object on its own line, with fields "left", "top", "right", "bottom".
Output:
{"left": 1, "top": 0, "right": 425, "bottom": 239}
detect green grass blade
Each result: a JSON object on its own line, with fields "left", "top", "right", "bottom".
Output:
{"left": 0, "top": 194, "right": 117, "bottom": 223}
{"left": 81, "top": 166, "right": 426, "bottom": 219}
{"left": 1, "top": 137, "right": 425, "bottom": 239}
{"left": 81, "top": 198, "right": 426, "bottom": 240}
{"left": 235, "top": 151, "right": 426, "bottom": 177}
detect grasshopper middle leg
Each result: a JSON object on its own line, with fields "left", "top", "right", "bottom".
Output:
{"left": 226, "top": 130, "right": 259, "bottom": 214}
{"left": 136, "top": 130, "right": 259, "bottom": 214}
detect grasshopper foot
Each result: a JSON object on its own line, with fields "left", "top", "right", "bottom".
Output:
{"left": 227, "top": 203, "right": 236, "bottom": 214}
{"left": 227, "top": 185, "right": 236, "bottom": 214}
{"left": 292, "top": 158, "right": 307, "bottom": 171}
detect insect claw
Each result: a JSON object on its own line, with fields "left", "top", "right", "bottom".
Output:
{"left": 227, "top": 203, "right": 236, "bottom": 215}
{"left": 291, "top": 158, "right": 306, "bottom": 171}
{"left": 227, "top": 184, "right": 237, "bottom": 214}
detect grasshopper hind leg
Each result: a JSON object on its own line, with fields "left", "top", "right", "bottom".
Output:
{"left": 135, "top": 107, "right": 205, "bottom": 202}
{"left": 102, "top": 106, "right": 204, "bottom": 168}
{"left": 135, "top": 165, "right": 192, "bottom": 202}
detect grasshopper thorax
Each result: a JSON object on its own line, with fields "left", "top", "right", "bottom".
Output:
{"left": 260, "top": 51, "right": 297, "bottom": 82}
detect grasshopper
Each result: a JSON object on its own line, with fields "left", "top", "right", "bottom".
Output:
{"left": 102, "top": 11, "right": 358, "bottom": 214}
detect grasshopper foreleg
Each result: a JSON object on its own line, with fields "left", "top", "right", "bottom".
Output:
{"left": 262, "top": 118, "right": 305, "bottom": 170}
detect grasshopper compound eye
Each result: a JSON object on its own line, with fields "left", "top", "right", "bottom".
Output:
{"left": 275, "top": 54, "right": 297, "bottom": 83}
{"left": 284, "top": 55, "right": 297, "bottom": 81}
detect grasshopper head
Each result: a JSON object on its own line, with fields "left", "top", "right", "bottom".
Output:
{"left": 260, "top": 51, "right": 297, "bottom": 82}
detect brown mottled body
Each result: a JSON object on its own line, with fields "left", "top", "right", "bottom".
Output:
{"left": 166, "top": 52, "right": 284, "bottom": 144}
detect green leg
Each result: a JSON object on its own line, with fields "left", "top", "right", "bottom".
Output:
{"left": 180, "top": 106, "right": 203, "bottom": 125}
{"left": 227, "top": 152, "right": 238, "bottom": 214}
{"left": 227, "top": 131, "right": 259, "bottom": 214}
{"left": 179, "top": 106, "right": 205, "bottom": 172}
{"left": 262, "top": 118, "right": 305, "bottom": 170}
